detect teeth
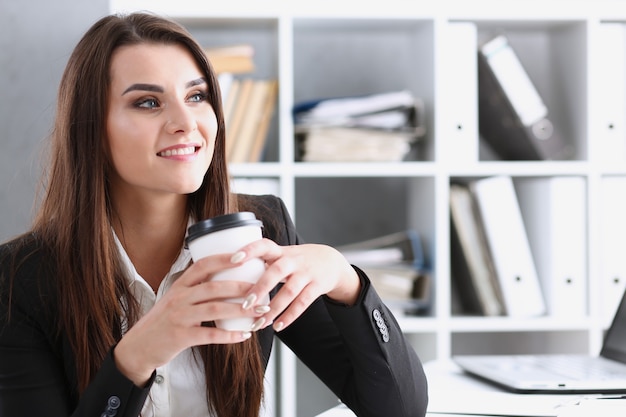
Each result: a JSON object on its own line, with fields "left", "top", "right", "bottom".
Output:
{"left": 159, "top": 146, "right": 196, "bottom": 157}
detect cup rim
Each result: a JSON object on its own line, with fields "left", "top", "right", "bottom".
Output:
{"left": 186, "top": 212, "right": 263, "bottom": 246}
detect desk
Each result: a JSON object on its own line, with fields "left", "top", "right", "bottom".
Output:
{"left": 424, "top": 360, "right": 582, "bottom": 416}
{"left": 316, "top": 403, "right": 487, "bottom": 417}
{"left": 316, "top": 403, "right": 482, "bottom": 417}
{"left": 315, "top": 360, "right": 616, "bottom": 417}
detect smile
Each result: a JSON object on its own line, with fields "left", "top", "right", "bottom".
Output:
{"left": 157, "top": 146, "right": 197, "bottom": 157}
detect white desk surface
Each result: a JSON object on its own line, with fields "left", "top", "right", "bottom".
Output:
{"left": 315, "top": 360, "right": 626, "bottom": 417}
{"left": 315, "top": 403, "right": 481, "bottom": 417}
{"left": 316, "top": 403, "right": 483, "bottom": 417}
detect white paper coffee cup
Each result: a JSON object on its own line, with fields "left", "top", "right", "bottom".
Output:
{"left": 186, "top": 212, "right": 268, "bottom": 331}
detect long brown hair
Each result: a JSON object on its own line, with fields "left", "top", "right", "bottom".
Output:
{"left": 31, "top": 12, "right": 263, "bottom": 417}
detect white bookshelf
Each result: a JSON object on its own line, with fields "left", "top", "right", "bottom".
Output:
{"left": 110, "top": 1, "right": 626, "bottom": 416}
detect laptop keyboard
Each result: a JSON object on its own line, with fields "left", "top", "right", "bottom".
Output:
{"left": 515, "top": 355, "right": 626, "bottom": 381}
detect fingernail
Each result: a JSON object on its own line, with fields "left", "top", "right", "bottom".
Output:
{"left": 274, "top": 321, "right": 284, "bottom": 332}
{"left": 241, "top": 331, "right": 252, "bottom": 340}
{"left": 254, "top": 305, "right": 271, "bottom": 314}
{"left": 230, "top": 251, "right": 246, "bottom": 263}
{"left": 242, "top": 293, "right": 257, "bottom": 310}
{"left": 250, "top": 317, "right": 266, "bottom": 332}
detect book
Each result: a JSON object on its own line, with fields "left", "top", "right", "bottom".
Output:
{"left": 515, "top": 177, "right": 587, "bottom": 317}
{"left": 248, "top": 79, "right": 278, "bottom": 162}
{"left": 478, "top": 35, "right": 573, "bottom": 161}
{"left": 204, "top": 44, "right": 255, "bottom": 74}
{"left": 230, "top": 80, "right": 271, "bottom": 164}
{"left": 471, "top": 176, "right": 546, "bottom": 317}
{"left": 247, "top": 79, "right": 278, "bottom": 162}
{"left": 225, "top": 78, "right": 254, "bottom": 162}
{"left": 449, "top": 183, "right": 505, "bottom": 316}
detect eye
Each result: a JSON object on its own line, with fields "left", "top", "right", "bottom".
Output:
{"left": 188, "top": 91, "right": 208, "bottom": 103}
{"left": 134, "top": 97, "right": 160, "bottom": 109}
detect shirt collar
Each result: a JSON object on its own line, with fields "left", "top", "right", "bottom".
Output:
{"left": 112, "top": 219, "right": 194, "bottom": 294}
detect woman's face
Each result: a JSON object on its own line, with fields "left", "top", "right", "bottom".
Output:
{"left": 106, "top": 43, "right": 217, "bottom": 199}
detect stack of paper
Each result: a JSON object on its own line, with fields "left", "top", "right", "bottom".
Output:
{"left": 338, "top": 230, "right": 430, "bottom": 315}
{"left": 293, "top": 90, "right": 426, "bottom": 162}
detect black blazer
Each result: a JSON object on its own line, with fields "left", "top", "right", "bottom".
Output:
{"left": 0, "top": 194, "right": 428, "bottom": 417}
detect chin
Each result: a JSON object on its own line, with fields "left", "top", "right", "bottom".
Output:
{"left": 179, "top": 183, "right": 204, "bottom": 195}
{"left": 182, "top": 181, "right": 202, "bottom": 194}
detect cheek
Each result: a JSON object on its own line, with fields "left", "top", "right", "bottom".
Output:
{"left": 107, "top": 122, "right": 126, "bottom": 157}
{"left": 201, "top": 111, "right": 219, "bottom": 152}
{"left": 106, "top": 112, "right": 149, "bottom": 174}
{"left": 106, "top": 107, "right": 136, "bottom": 152}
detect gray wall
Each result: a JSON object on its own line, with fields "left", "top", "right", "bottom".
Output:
{"left": 0, "top": 0, "right": 108, "bottom": 242}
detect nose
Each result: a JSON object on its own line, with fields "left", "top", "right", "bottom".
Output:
{"left": 165, "top": 102, "right": 198, "bottom": 134}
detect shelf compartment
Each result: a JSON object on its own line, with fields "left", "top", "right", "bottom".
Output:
{"left": 292, "top": 18, "right": 436, "bottom": 162}
{"left": 457, "top": 19, "right": 589, "bottom": 162}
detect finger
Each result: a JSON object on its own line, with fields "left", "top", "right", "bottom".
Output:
{"left": 241, "top": 253, "right": 297, "bottom": 311}
{"left": 273, "top": 287, "right": 320, "bottom": 332}
{"left": 190, "top": 299, "right": 264, "bottom": 324}
{"left": 177, "top": 253, "right": 238, "bottom": 287}
{"left": 185, "top": 280, "right": 254, "bottom": 305}
{"left": 231, "top": 238, "right": 283, "bottom": 264}
{"left": 191, "top": 325, "right": 253, "bottom": 345}
{"left": 262, "top": 272, "right": 314, "bottom": 329}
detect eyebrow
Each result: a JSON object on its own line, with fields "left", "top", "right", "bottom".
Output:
{"left": 121, "top": 78, "right": 207, "bottom": 95}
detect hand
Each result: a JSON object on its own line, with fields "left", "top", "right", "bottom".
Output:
{"left": 232, "top": 239, "right": 361, "bottom": 332}
{"left": 114, "top": 253, "right": 268, "bottom": 386}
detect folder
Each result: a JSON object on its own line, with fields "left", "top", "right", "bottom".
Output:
{"left": 337, "top": 230, "right": 425, "bottom": 270}
{"left": 594, "top": 23, "right": 626, "bottom": 163}
{"left": 515, "top": 177, "right": 587, "bottom": 317}
{"left": 337, "top": 230, "right": 430, "bottom": 314}
{"left": 471, "top": 176, "right": 545, "bottom": 317}
{"left": 600, "top": 176, "right": 626, "bottom": 326}
{"left": 449, "top": 183, "right": 505, "bottom": 316}
{"left": 478, "top": 35, "right": 573, "bottom": 161}
{"left": 441, "top": 22, "right": 479, "bottom": 163}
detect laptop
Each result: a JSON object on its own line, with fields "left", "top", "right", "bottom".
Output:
{"left": 453, "top": 289, "right": 626, "bottom": 394}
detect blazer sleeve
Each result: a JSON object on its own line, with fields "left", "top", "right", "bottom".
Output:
{"left": 0, "top": 239, "right": 152, "bottom": 417}
{"left": 250, "top": 194, "right": 429, "bottom": 417}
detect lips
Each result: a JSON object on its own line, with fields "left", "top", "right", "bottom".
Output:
{"left": 157, "top": 145, "right": 198, "bottom": 157}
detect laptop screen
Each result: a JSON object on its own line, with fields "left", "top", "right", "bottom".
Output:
{"left": 601, "top": 289, "right": 626, "bottom": 363}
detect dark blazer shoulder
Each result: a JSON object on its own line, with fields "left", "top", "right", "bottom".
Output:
{"left": 0, "top": 233, "right": 56, "bottom": 298}
{"left": 236, "top": 193, "right": 298, "bottom": 246}
{"left": 0, "top": 233, "right": 58, "bottom": 330}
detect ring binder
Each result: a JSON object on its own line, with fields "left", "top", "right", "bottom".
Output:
{"left": 478, "top": 35, "right": 574, "bottom": 161}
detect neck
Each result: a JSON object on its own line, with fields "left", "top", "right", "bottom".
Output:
{"left": 112, "top": 192, "right": 188, "bottom": 291}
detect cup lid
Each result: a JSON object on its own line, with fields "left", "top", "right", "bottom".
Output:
{"left": 186, "top": 212, "right": 262, "bottom": 245}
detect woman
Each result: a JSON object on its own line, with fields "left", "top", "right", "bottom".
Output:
{"left": 0, "top": 12, "right": 428, "bottom": 417}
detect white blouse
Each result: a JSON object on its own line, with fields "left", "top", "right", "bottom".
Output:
{"left": 114, "top": 234, "right": 214, "bottom": 417}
